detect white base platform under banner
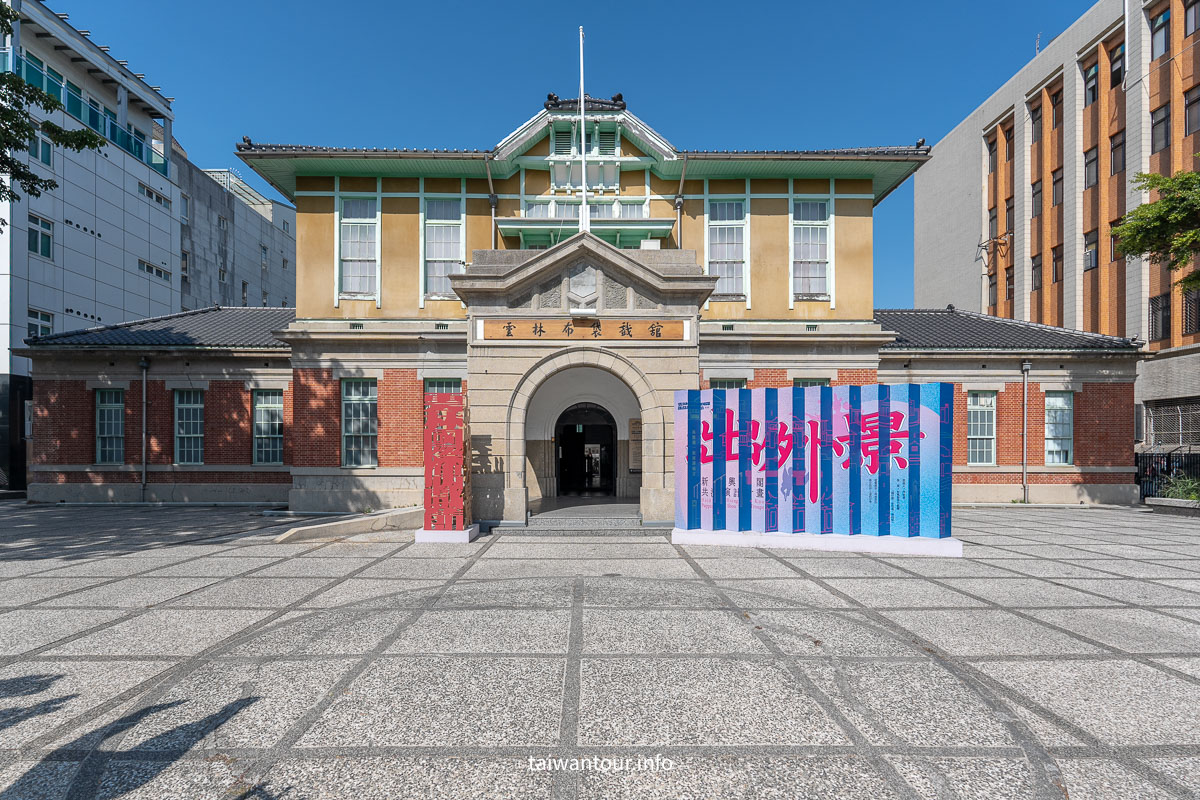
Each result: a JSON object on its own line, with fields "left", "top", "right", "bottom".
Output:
{"left": 415, "top": 524, "right": 480, "bottom": 544}
{"left": 671, "top": 528, "right": 963, "bottom": 557}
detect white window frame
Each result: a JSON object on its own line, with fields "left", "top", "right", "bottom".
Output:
{"left": 96, "top": 389, "right": 125, "bottom": 465}
{"left": 28, "top": 132, "right": 51, "bottom": 166}
{"left": 174, "top": 389, "right": 204, "bottom": 465}
{"left": 424, "top": 197, "right": 464, "bottom": 299}
{"left": 27, "top": 308, "right": 52, "bottom": 339}
{"left": 341, "top": 379, "right": 378, "bottom": 468}
{"left": 967, "top": 391, "right": 997, "bottom": 466}
{"left": 792, "top": 199, "right": 831, "bottom": 302}
{"left": 1152, "top": 10, "right": 1171, "bottom": 60}
{"left": 706, "top": 198, "right": 747, "bottom": 299}
{"left": 260, "top": 244, "right": 269, "bottom": 269}
{"left": 338, "top": 195, "right": 379, "bottom": 301}
{"left": 1045, "top": 391, "right": 1074, "bottom": 465}
{"left": 252, "top": 389, "right": 284, "bottom": 465}
{"left": 793, "top": 378, "right": 831, "bottom": 388}
{"left": 180, "top": 193, "right": 190, "bottom": 224}
{"left": 27, "top": 213, "right": 53, "bottom": 261}
{"left": 709, "top": 378, "right": 747, "bottom": 390}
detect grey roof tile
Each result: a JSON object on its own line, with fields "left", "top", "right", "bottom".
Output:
{"left": 875, "top": 307, "right": 1139, "bottom": 351}
{"left": 25, "top": 306, "right": 294, "bottom": 350}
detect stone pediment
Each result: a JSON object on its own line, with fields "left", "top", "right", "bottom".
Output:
{"left": 450, "top": 233, "right": 716, "bottom": 313}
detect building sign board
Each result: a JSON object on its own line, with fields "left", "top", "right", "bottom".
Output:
{"left": 629, "top": 418, "right": 642, "bottom": 471}
{"left": 482, "top": 319, "right": 684, "bottom": 341}
{"left": 673, "top": 385, "right": 953, "bottom": 538}
{"left": 424, "top": 393, "right": 472, "bottom": 531}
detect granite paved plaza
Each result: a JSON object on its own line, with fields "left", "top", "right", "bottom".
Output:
{"left": 1, "top": 502, "right": 1200, "bottom": 799}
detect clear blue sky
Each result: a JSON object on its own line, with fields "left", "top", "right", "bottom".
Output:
{"left": 51, "top": 0, "right": 1093, "bottom": 307}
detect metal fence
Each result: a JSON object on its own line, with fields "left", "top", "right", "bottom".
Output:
{"left": 1137, "top": 451, "right": 1200, "bottom": 499}
{"left": 1146, "top": 397, "right": 1200, "bottom": 447}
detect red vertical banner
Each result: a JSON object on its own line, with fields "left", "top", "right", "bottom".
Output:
{"left": 423, "top": 393, "right": 471, "bottom": 531}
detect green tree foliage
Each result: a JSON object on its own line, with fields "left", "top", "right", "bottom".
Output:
{"left": 0, "top": 4, "right": 105, "bottom": 229}
{"left": 1112, "top": 168, "right": 1200, "bottom": 293}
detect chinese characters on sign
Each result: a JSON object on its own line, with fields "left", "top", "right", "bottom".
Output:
{"left": 482, "top": 319, "right": 684, "bottom": 340}
{"left": 674, "top": 385, "right": 954, "bottom": 539}
{"left": 424, "top": 393, "right": 472, "bottom": 531}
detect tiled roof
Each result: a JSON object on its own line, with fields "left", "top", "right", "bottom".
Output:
{"left": 25, "top": 306, "right": 294, "bottom": 350}
{"left": 236, "top": 138, "right": 489, "bottom": 155}
{"left": 875, "top": 307, "right": 1139, "bottom": 351}
{"left": 680, "top": 146, "right": 930, "bottom": 158}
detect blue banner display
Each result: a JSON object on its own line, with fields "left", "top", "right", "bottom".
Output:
{"left": 673, "top": 384, "right": 954, "bottom": 538}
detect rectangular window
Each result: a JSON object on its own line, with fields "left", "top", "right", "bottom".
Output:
{"left": 1045, "top": 392, "right": 1074, "bottom": 465}
{"left": 137, "top": 260, "right": 170, "bottom": 281}
{"left": 1152, "top": 104, "right": 1171, "bottom": 153}
{"left": 96, "top": 389, "right": 124, "bottom": 464}
{"left": 218, "top": 215, "right": 227, "bottom": 230}
{"left": 283, "top": 220, "right": 290, "bottom": 233}
{"left": 793, "top": 378, "right": 831, "bottom": 388}
{"left": 1150, "top": 293, "right": 1172, "bottom": 340}
{"left": 241, "top": 280, "right": 248, "bottom": 306}
{"left": 27, "top": 214, "right": 52, "bottom": 259}
{"left": 1030, "top": 105, "right": 1042, "bottom": 143}
{"left": 340, "top": 197, "right": 377, "bottom": 297}
{"left": 1005, "top": 198, "right": 1014, "bottom": 234}
{"left": 341, "top": 379, "right": 378, "bottom": 468}
{"left": 1031, "top": 256, "right": 1043, "bottom": 291}
{"left": 28, "top": 133, "right": 51, "bottom": 166}
{"left": 1084, "top": 231, "right": 1098, "bottom": 270}
{"left": 987, "top": 138, "right": 997, "bottom": 173}
{"left": 1004, "top": 127, "right": 1014, "bottom": 161}
{"left": 709, "top": 378, "right": 747, "bottom": 390}
{"left": 967, "top": 391, "right": 997, "bottom": 465}
{"left": 1084, "top": 148, "right": 1099, "bottom": 188}
{"left": 1187, "top": 87, "right": 1200, "bottom": 135}
{"left": 1052, "top": 169, "right": 1063, "bottom": 206}
{"left": 136, "top": 183, "right": 171, "bottom": 209}
{"left": 1111, "top": 43, "right": 1126, "bottom": 87}
{"left": 988, "top": 273, "right": 998, "bottom": 307}
{"left": 989, "top": 208, "right": 998, "bottom": 240}
{"left": 1152, "top": 10, "right": 1171, "bottom": 60}
{"left": 425, "top": 198, "right": 464, "bottom": 297}
{"left": 1111, "top": 131, "right": 1126, "bottom": 173}
{"left": 1189, "top": 0, "right": 1200, "bottom": 36}
{"left": 282, "top": 258, "right": 289, "bottom": 271}
{"left": 260, "top": 244, "right": 269, "bottom": 269}
{"left": 708, "top": 200, "right": 746, "bottom": 296}
{"left": 1084, "top": 64, "right": 1099, "bottom": 107}
{"left": 424, "top": 378, "right": 462, "bottom": 394}
{"left": 180, "top": 194, "right": 190, "bottom": 224}
{"left": 174, "top": 390, "right": 204, "bottom": 465}
{"left": 27, "top": 308, "right": 52, "bottom": 339}
{"left": 1111, "top": 231, "right": 1122, "bottom": 262}
{"left": 1051, "top": 91, "right": 1063, "bottom": 128}
{"left": 219, "top": 267, "right": 227, "bottom": 284}
{"left": 1052, "top": 246, "right": 1064, "bottom": 282}
{"left": 181, "top": 250, "right": 190, "bottom": 276}
{"left": 1184, "top": 288, "right": 1200, "bottom": 334}
{"left": 1031, "top": 181, "right": 1043, "bottom": 217}
{"left": 1005, "top": 269, "right": 1014, "bottom": 300}
{"left": 252, "top": 389, "right": 284, "bottom": 465}
{"left": 793, "top": 200, "right": 830, "bottom": 298}
{"left": 261, "top": 290, "right": 268, "bottom": 306}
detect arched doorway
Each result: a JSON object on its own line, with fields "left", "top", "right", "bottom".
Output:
{"left": 555, "top": 402, "right": 616, "bottom": 496}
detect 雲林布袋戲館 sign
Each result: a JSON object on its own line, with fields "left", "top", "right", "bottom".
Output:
{"left": 482, "top": 319, "right": 683, "bottom": 341}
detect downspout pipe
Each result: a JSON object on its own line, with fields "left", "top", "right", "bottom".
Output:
{"left": 139, "top": 357, "right": 149, "bottom": 502}
{"left": 1021, "top": 359, "right": 1032, "bottom": 504}
{"left": 674, "top": 154, "right": 689, "bottom": 249}
{"left": 484, "top": 154, "right": 497, "bottom": 249}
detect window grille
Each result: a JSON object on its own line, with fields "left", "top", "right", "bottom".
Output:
{"left": 1147, "top": 396, "right": 1200, "bottom": 446}
{"left": 174, "top": 390, "right": 204, "bottom": 465}
{"left": 342, "top": 380, "right": 378, "bottom": 467}
{"left": 967, "top": 391, "right": 996, "bottom": 465}
{"left": 709, "top": 201, "right": 745, "bottom": 296}
{"left": 96, "top": 389, "right": 124, "bottom": 464}
{"left": 253, "top": 390, "right": 284, "bottom": 464}
{"left": 340, "top": 198, "right": 377, "bottom": 296}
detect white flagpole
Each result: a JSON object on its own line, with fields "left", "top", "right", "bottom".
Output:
{"left": 579, "top": 25, "right": 589, "bottom": 233}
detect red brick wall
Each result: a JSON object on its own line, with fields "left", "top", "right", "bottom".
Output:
{"left": 747, "top": 369, "right": 788, "bottom": 388}
{"left": 702, "top": 369, "right": 879, "bottom": 389}
{"left": 292, "top": 368, "right": 339, "bottom": 467}
{"left": 32, "top": 380, "right": 93, "bottom": 466}
{"left": 833, "top": 369, "right": 878, "bottom": 386}
{"left": 951, "top": 380, "right": 1134, "bottom": 484}
{"left": 379, "top": 368, "right": 423, "bottom": 467}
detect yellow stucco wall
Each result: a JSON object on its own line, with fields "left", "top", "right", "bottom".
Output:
{"left": 292, "top": 169, "right": 877, "bottom": 322}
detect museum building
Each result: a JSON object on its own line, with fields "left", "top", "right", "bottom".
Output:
{"left": 20, "top": 96, "right": 1144, "bottom": 521}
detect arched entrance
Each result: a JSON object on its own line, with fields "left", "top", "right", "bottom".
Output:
{"left": 555, "top": 403, "right": 616, "bottom": 496}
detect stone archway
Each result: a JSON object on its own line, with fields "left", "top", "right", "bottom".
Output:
{"left": 504, "top": 347, "right": 669, "bottom": 522}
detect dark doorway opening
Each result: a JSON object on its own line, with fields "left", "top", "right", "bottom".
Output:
{"left": 555, "top": 402, "right": 616, "bottom": 496}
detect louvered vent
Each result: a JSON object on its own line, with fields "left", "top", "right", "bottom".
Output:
{"left": 553, "top": 129, "right": 573, "bottom": 155}
{"left": 598, "top": 130, "right": 617, "bottom": 156}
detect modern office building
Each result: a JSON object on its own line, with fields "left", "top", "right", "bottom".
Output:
{"left": 175, "top": 164, "right": 295, "bottom": 312}
{"left": 21, "top": 94, "right": 1143, "bottom": 512}
{"left": 0, "top": 0, "right": 296, "bottom": 489}
{"left": 914, "top": 0, "right": 1200, "bottom": 449}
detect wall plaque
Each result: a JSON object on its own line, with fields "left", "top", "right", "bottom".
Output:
{"left": 483, "top": 319, "right": 683, "bottom": 341}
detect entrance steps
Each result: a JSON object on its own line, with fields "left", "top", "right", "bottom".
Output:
{"left": 494, "top": 505, "right": 671, "bottom": 537}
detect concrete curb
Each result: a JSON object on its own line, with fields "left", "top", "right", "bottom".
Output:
{"left": 1145, "top": 497, "right": 1200, "bottom": 517}
{"left": 275, "top": 506, "right": 423, "bottom": 543}
{"left": 672, "top": 528, "right": 964, "bottom": 557}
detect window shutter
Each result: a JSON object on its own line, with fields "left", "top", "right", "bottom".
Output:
{"left": 598, "top": 130, "right": 616, "bottom": 156}
{"left": 553, "top": 129, "right": 573, "bottom": 155}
